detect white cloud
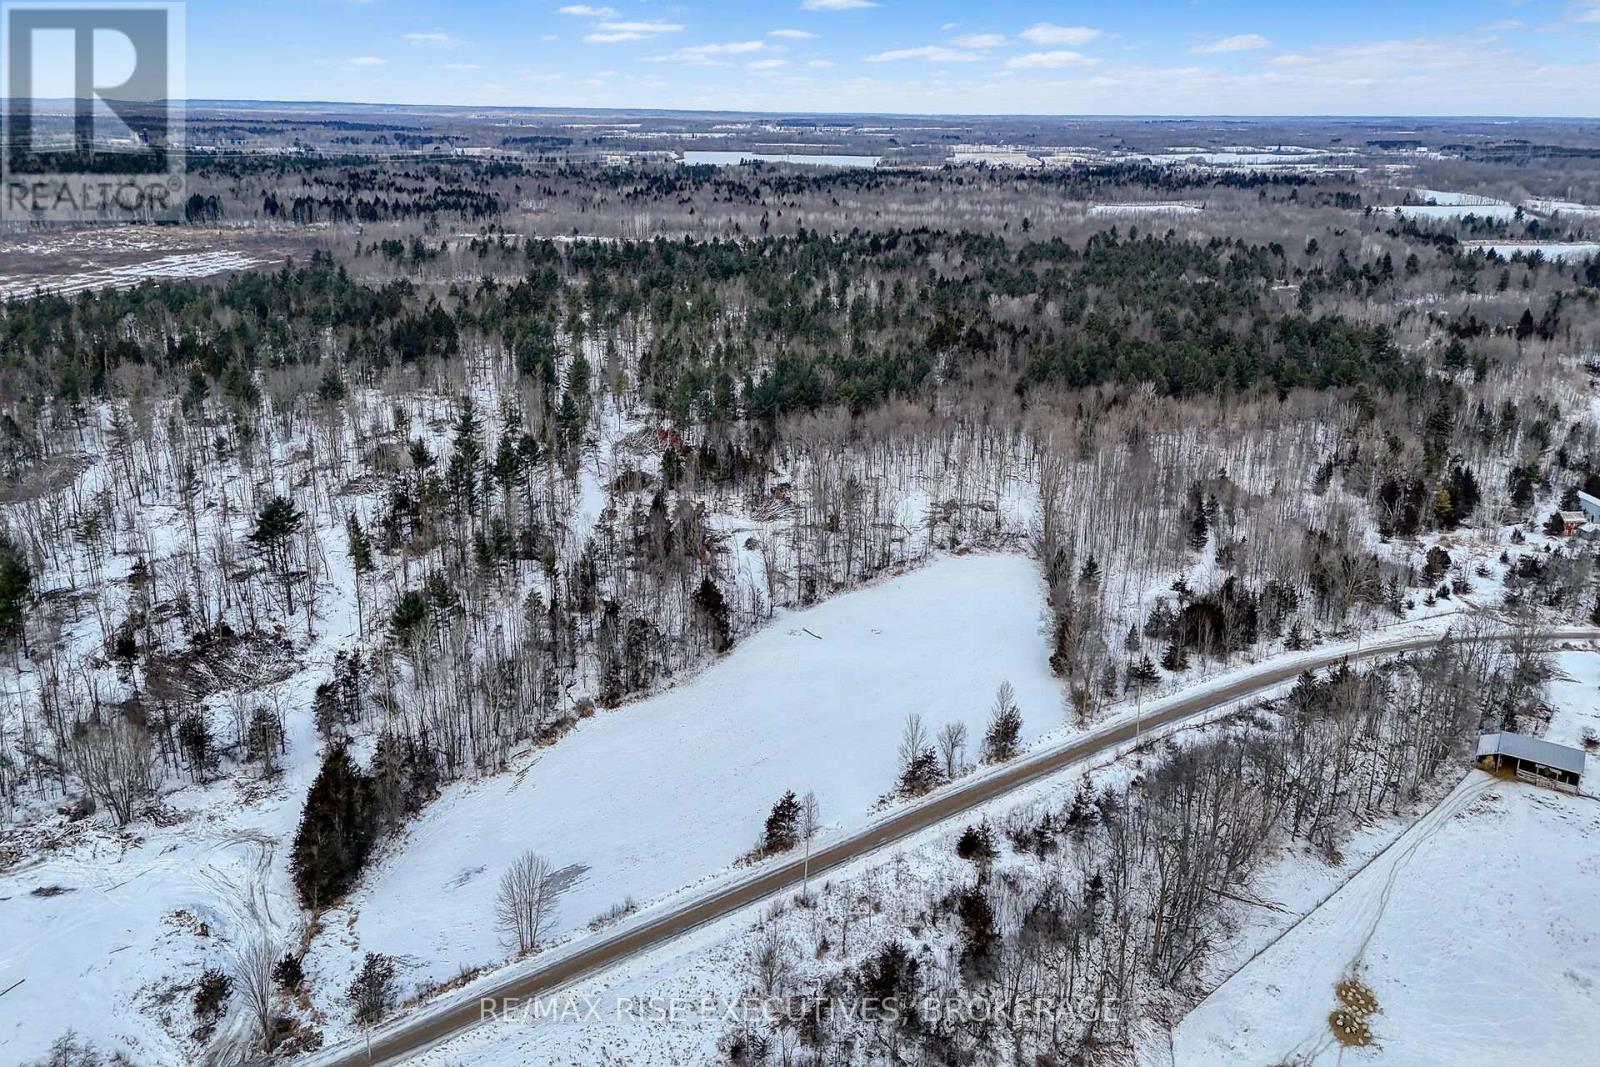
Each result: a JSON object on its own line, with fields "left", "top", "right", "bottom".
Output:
{"left": 748, "top": 58, "right": 788, "bottom": 70}
{"left": 345, "top": 56, "right": 386, "bottom": 66}
{"left": 768, "top": 28, "right": 818, "bottom": 39}
{"left": 802, "top": 0, "right": 877, "bottom": 10}
{"left": 1019, "top": 23, "right": 1100, "bottom": 46}
{"left": 585, "top": 19, "right": 683, "bottom": 43}
{"left": 441, "top": 62, "right": 483, "bottom": 71}
{"left": 402, "top": 32, "right": 462, "bottom": 48}
{"left": 671, "top": 40, "right": 767, "bottom": 60}
{"left": 865, "top": 45, "right": 982, "bottom": 63}
{"left": 596, "top": 20, "right": 683, "bottom": 34}
{"left": 950, "top": 33, "right": 1006, "bottom": 49}
{"left": 558, "top": 5, "right": 617, "bottom": 16}
{"left": 1572, "top": 4, "right": 1600, "bottom": 23}
{"left": 1191, "top": 33, "right": 1270, "bottom": 54}
{"left": 1006, "top": 50, "right": 1092, "bottom": 69}
{"left": 803, "top": 58, "right": 835, "bottom": 68}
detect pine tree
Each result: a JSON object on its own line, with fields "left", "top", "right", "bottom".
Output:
{"left": 763, "top": 791, "right": 800, "bottom": 853}
{"left": 1160, "top": 640, "right": 1189, "bottom": 672}
{"left": 693, "top": 575, "right": 733, "bottom": 653}
{"left": 346, "top": 952, "right": 397, "bottom": 1027}
{"left": 346, "top": 513, "right": 373, "bottom": 635}
{"left": 1127, "top": 655, "right": 1160, "bottom": 690}
{"left": 291, "top": 745, "right": 378, "bottom": 909}
{"left": 0, "top": 530, "right": 32, "bottom": 646}
{"left": 446, "top": 396, "right": 483, "bottom": 516}
{"left": 1286, "top": 621, "right": 1306, "bottom": 651}
{"left": 1186, "top": 508, "right": 1210, "bottom": 551}
{"left": 982, "top": 682, "right": 1023, "bottom": 762}
{"left": 249, "top": 496, "right": 302, "bottom": 571}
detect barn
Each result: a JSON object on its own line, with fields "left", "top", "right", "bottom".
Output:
{"left": 1476, "top": 732, "right": 1586, "bottom": 793}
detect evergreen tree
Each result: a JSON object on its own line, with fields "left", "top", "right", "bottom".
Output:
{"left": 446, "top": 396, "right": 483, "bottom": 515}
{"left": 982, "top": 682, "right": 1023, "bottom": 762}
{"left": 957, "top": 884, "right": 999, "bottom": 981}
{"left": 345, "top": 513, "right": 373, "bottom": 576}
{"left": 249, "top": 495, "right": 302, "bottom": 571}
{"left": 0, "top": 530, "right": 32, "bottom": 646}
{"left": 1127, "top": 655, "right": 1160, "bottom": 690}
{"left": 693, "top": 575, "right": 733, "bottom": 653}
{"left": 390, "top": 589, "right": 428, "bottom": 643}
{"left": 291, "top": 745, "right": 378, "bottom": 909}
{"left": 763, "top": 790, "right": 800, "bottom": 853}
{"left": 1160, "top": 640, "right": 1189, "bottom": 672}
{"left": 346, "top": 952, "right": 397, "bottom": 1027}
{"left": 955, "top": 821, "right": 998, "bottom": 869}
{"left": 1286, "top": 622, "right": 1306, "bottom": 651}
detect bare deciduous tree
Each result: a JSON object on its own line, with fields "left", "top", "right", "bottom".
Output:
{"left": 73, "top": 714, "right": 154, "bottom": 826}
{"left": 937, "top": 721, "right": 968, "bottom": 780}
{"left": 230, "top": 933, "right": 278, "bottom": 1052}
{"left": 798, "top": 790, "right": 821, "bottom": 901}
{"left": 495, "top": 850, "right": 557, "bottom": 956}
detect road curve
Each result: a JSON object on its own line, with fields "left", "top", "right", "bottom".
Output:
{"left": 315, "top": 625, "right": 1599, "bottom": 1067}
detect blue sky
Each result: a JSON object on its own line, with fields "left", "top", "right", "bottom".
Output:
{"left": 183, "top": 0, "right": 1600, "bottom": 115}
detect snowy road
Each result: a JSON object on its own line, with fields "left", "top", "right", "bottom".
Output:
{"left": 310, "top": 624, "right": 1600, "bottom": 1067}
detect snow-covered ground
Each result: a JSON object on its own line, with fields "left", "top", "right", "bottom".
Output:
{"left": 1384, "top": 204, "right": 1523, "bottom": 221}
{"left": 1171, "top": 647, "right": 1600, "bottom": 1067}
{"left": 310, "top": 552, "right": 1063, "bottom": 1023}
{"left": 369, "top": 642, "right": 1600, "bottom": 1067}
{"left": 0, "top": 251, "right": 266, "bottom": 299}
{"left": 1410, "top": 188, "right": 1509, "bottom": 207}
{"left": 1469, "top": 241, "right": 1600, "bottom": 262}
{"left": 1526, "top": 198, "right": 1600, "bottom": 217}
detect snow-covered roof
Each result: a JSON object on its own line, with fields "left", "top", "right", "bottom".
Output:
{"left": 1579, "top": 490, "right": 1600, "bottom": 519}
{"left": 1559, "top": 510, "right": 1588, "bottom": 524}
{"left": 1477, "top": 732, "right": 1587, "bottom": 776}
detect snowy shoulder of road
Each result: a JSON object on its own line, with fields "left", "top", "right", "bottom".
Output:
{"left": 1171, "top": 647, "right": 1600, "bottom": 1067}
{"left": 311, "top": 552, "right": 1063, "bottom": 1016}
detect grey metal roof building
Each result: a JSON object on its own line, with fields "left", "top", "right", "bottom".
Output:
{"left": 1477, "top": 732, "right": 1586, "bottom": 792}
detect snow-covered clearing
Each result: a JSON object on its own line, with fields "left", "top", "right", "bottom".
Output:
{"left": 1470, "top": 241, "right": 1600, "bottom": 262}
{"left": 1383, "top": 204, "right": 1522, "bottom": 221}
{"left": 1171, "top": 646, "right": 1600, "bottom": 1067}
{"left": 321, "top": 619, "right": 1557, "bottom": 1067}
{"left": 1410, "top": 188, "right": 1509, "bottom": 208}
{"left": 0, "top": 251, "right": 266, "bottom": 299}
{"left": 679, "top": 151, "right": 881, "bottom": 168}
{"left": 311, "top": 552, "right": 1062, "bottom": 1022}
{"left": 1527, "top": 198, "right": 1600, "bottom": 217}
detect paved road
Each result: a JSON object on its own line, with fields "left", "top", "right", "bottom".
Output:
{"left": 317, "top": 626, "right": 1599, "bottom": 1066}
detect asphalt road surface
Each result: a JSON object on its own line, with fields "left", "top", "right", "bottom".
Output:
{"left": 316, "top": 625, "right": 1599, "bottom": 1066}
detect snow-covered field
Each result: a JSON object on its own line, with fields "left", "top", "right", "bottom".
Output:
{"left": 1411, "top": 188, "right": 1508, "bottom": 207}
{"left": 313, "top": 553, "right": 1062, "bottom": 1020}
{"left": 1385, "top": 203, "right": 1522, "bottom": 221}
{"left": 1469, "top": 241, "right": 1600, "bottom": 262}
{"left": 376, "top": 643, "right": 1600, "bottom": 1067}
{"left": 1526, "top": 198, "right": 1600, "bottom": 217}
{"left": 1172, "top": 647, "right": 1600, "bottom": 1067}
{"left": 0, "top": 251, "right": 266, "bottom": 299}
